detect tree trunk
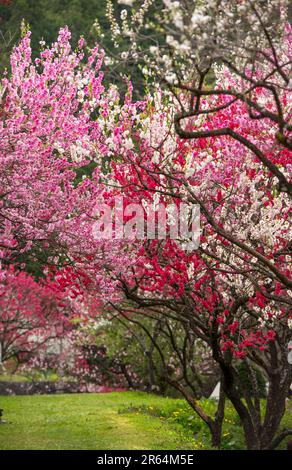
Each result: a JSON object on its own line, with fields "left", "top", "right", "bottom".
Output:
{"left": 219, "top": 355, "right": 292, "bottom": 449}
{"left": 219, "top": 362, "right": 260, "bottom": 449}
{"left": 259, "top": 364, "right": 292, "bottom": 449}
{"left": 211, "top": 425, "right": 222, "bottom": 448}
{"left": 167, "top": 378, "right": 225, "bottom": 448}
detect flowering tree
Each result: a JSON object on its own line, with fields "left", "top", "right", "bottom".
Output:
{"left": 107, "top": 0, "right": 291, "bottom": 193}
{"left": 1, "top": 22, "right": 291, "bottom": 450}
{"left": 97, "top": 0, "right": 292, "bottom": 448}
{"left": 0, "top": 27, "right": 104, "bottom": 268}
{"left": 111, "top": 95, "right": 291, "bottom": 448}
{"left": 0, "top": 26, "right": 138, "bottom": 382}
{"left": 85, "top": 67, "right": 290, "bottom": 447}
{"left": 0, "top": 266, "right": 70, "bottom": 367}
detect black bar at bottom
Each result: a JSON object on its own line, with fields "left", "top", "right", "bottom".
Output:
{"left": 0, "top": 450, "right": 290, "bottom": 467}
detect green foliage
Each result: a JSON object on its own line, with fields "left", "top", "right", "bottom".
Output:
{"left": 92, "top": 314, "right": 215, "bottom": 396}
{"left": 74, "top": 161, "right": 98, "bottom": 186}
{"left": 0, "top": 0, "right": 108, "bottom": 70}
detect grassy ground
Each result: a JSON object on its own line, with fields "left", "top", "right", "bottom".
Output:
{"left": 0, "top": 392, "right": 291, "bottom": 450}
{"left": 0, "top": 372, "right": 59, "bottom": 382}
{"left": 0, "top": 374, "right": 30, "bottom": 382}
{"left": 0, "top": 392, "right": 196, "bottom": 450}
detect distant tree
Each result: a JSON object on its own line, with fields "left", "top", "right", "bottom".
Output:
{"left": 0, "top": 266, "right": 70, "bottom": 366}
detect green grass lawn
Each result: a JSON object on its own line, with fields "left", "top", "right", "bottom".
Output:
{"left": 0, "top": 374, "right": 31, "bottom": 382}
{"left": 0, "top": 392, "right": 291, "bottom": 450}
{"left": 0, "top": 372, "right": 59, "bottom": 382}
{"left": 0, "top": 392, "right": 196, "bottom": 450}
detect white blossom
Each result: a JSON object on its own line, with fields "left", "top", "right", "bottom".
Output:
{"left": 118, "top": 0, "right": 134, "bottom": 6}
